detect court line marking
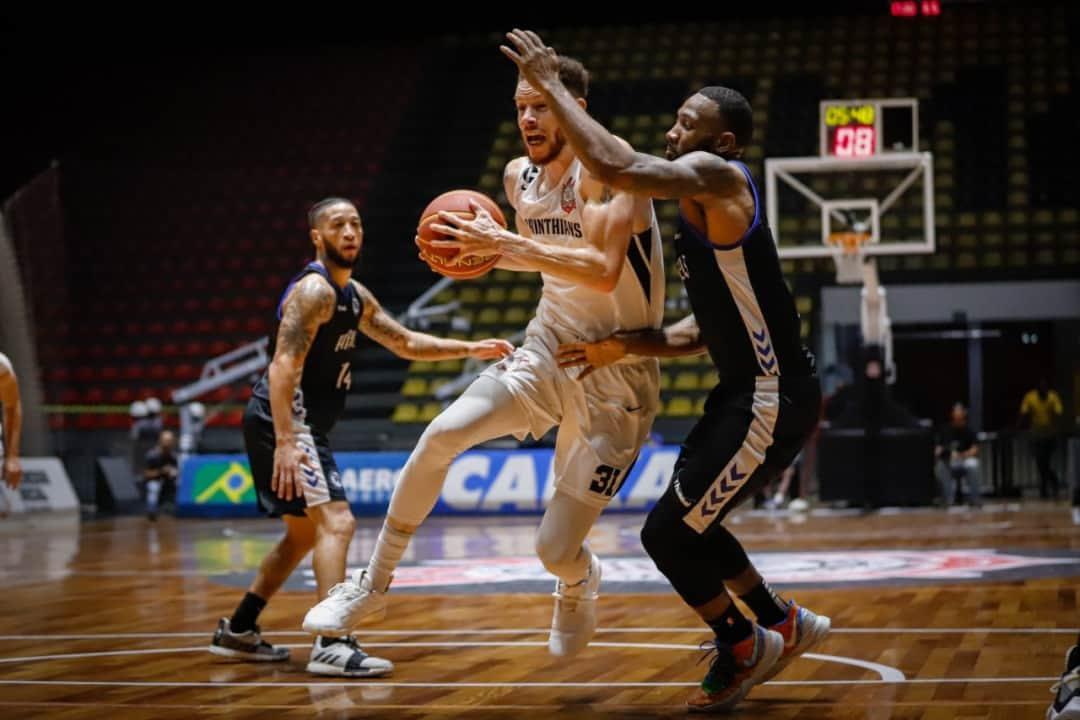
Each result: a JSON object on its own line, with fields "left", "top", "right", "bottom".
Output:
{"left": 0, "top": 700, "right": 1050, "bottom": 710}
{"left": 0, "top": 642, "right": 903, "bottom": 680}
{"left": 0, "top": 678, "right": 1056, "bottom": 688}
{"left": 0, "top": 626, "right": 1072, "bottom": 640}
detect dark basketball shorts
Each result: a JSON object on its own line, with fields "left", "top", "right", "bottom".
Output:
{"left": 242, "top": 398, "right": 346, "bottom": 518}
{"left": 670, "top": 374, "right": 821, "bottom": 534}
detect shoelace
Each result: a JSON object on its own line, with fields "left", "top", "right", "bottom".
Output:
{"left": 697, "top": 639, "right": 740, "bottom": 691}
{"left": 231, "top": 624, "right": 274, "bottom": 650}
{"left": 326, "top": 580, "right": 363, "bottom": 601}
{"left": 247, "top": 624, "right": 273, "bottom": 649}
{"left": 319, "top": 635, "right": 367, "bottom": 661}
{"left": 1051, "top": 669, "right": 1080, "bottom": 694}
{"left": 336, "top": 635, "right": 362, "bottom": 651}
{"left": 555, "top": 567, "right": 597, "bottom": 601}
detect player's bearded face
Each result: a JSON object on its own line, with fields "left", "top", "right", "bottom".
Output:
{"left": 527, "top": 128, "right": 567, "bottom": 165}
{"left": 516, "top": 81, "right": 569, "bottom": 166}
{"left": 323, "top": 238, "right": 360, "bottom": 269}
{"left": 315, "top": 207, "right": 363, "bottom": 269}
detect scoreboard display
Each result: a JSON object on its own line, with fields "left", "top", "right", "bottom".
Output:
{"left": 819, "top": 98, "right": 918, "bottom": 158}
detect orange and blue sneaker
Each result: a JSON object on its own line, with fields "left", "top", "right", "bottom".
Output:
{"left": 762, "top": 600, "right": 831, "bottom": 681}
{"left": 687, "top": 625, "right": 783, "bottom": 713}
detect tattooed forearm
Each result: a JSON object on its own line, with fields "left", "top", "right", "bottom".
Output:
{"left": 355, "top": 281, "right": 475, "bottom": 360}
{"left": 365, "top": 309, "right": 411, "bottom": 355}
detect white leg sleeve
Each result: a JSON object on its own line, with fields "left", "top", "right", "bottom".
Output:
{"left": 535, "top": 488, "right": 604, "bottom": 584}
{"left": 386, "top": 376, "right": 531, "bottom": 528}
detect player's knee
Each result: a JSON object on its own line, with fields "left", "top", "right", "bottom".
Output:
{"left": 534, "top": 527, "right": 574, "bottom": 576}
{"left": 707, "top": 524, "right": 751, "bottom": 579}
{"left": 640, "top": 504, "right": 673, "bottom": 564}
{"left": 417, "top": 414, "right": 473, "bottom": 462}
{"left": 320, "top": 506, "right": 356, "bottom": 541}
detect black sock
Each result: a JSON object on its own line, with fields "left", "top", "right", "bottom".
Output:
{"left": 1068, "top": 643, "right": 1080, "bottom": 672}
{"left": 739, "top": 581, "right": 790, "bottom": 627}
{"left": 707, "top": 603, "right": 754, "bottom": 645}
{"left": 230, "top": 592, "right": 267, "bottom": 633}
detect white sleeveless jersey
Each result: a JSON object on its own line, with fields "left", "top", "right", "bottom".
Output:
{"left": 510, "top": 158, "right": 665, "bottom": 344}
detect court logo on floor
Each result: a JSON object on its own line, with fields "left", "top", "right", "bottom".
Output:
{"left": 286, "top": 549, "right": 1079, "bottom": 593}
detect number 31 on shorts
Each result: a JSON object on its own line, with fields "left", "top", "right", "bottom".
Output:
{"left": 589, "top": 464, "right": 629, "bottom": 498}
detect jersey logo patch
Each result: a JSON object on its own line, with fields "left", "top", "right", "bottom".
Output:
{"left": 560, "top": 176, "right": 577, "bottom": 214}
{"left": 520, "top": 164, "right": 540, "bottom": 192}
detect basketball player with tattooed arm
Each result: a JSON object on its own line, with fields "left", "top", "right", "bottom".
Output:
{"left": 209, "top": 198, "right": 513, "bottom": 677}
{"left": 303, "top": 56, "right": 666, "bottom": 659}
{"left": 503, "top": 29, "right": 830, "bottom": 712}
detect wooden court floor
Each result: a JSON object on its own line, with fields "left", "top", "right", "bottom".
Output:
{"left": 0, "top": 504, "right": 1076, "bottom": 718}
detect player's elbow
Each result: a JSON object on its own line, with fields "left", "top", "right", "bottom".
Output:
{"left": 594, "top": 164, "right": 639, "bottom": 193}
{"left": 588, "top": 161, "right": 620, "bottom": 186}
{"left": 268, "top": 354, "right": 301, "bottom": 379}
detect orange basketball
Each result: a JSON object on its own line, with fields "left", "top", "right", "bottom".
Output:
{"left": 417, "top": 189, "right": 506, "bottom": 280}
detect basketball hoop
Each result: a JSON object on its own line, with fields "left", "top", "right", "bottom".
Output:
{"left": 827, "top": 231, "right": 870, "bottom": 284}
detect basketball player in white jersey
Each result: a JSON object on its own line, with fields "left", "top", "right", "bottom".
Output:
{"left": 0, "top": 351, "right": 22, "bottom": 491}
{"left": 304, "top": 56, "right": 665, "bottom": 657}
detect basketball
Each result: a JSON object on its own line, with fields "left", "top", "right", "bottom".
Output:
{"left": 417, "top": 189, "right": 506, "bottom": 280}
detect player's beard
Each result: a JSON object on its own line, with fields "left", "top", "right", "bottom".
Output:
{"left": 530, "top": 130, "right": 567, "bottom": 165}
{"left": 323, "top": 243, "right": 359, "bottom": 270}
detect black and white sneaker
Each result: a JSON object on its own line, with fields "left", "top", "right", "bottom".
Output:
{"left": 208, "top": 618, "right": 290, "bottom": 662}
{"left": 306, "top": 636, "right": 394, "bottom": 678}
{"left": 1048, "top": 645, "right": 1080, "bottom": 720}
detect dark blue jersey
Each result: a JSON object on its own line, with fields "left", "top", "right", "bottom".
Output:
{"left": 251, "top": 262, "right": 363, "bottom": 435}
{"left": 673, "top": 161, "right": 814, "bottom": 388}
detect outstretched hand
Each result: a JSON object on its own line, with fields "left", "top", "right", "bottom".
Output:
{"left": 500, "top": 29, "right": 561, "bottom": 91}
{"left": 470, "top": 339, "right": 515, "bottom": 360}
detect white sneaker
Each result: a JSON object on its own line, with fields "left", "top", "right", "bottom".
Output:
{"left": 305, "top": 636, "right": 393, "bottom": 678}
{"left": 303, "top": 569, "right": 388, "bottom": 636}
{"left": 548, "top": 553, "right": 601, "bottom": 657}
{"left": 788, "top": 498, "right": 810, "bottom": 513}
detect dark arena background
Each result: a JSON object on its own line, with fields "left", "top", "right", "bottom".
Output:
{"left": 0, "top": 2, "right": 1078, "bottom": 718}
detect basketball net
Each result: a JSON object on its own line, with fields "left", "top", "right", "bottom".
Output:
{"left": 826, "top": 231, "right": 870, "bottom": 284}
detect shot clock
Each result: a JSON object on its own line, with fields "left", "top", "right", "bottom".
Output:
{"left": 819, "top": 98, "right": 918, "bottom": 158}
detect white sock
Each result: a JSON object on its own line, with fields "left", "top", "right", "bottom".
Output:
{"left": 366, "top": 521, "right": 412, "bottom": 592}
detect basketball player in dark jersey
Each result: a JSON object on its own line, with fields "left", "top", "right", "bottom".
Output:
{"left": 505, "top": 30, "right": 830, "bottom": 712}
{"left": 209, "top": 197, "right": 513, "bottom": 676}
